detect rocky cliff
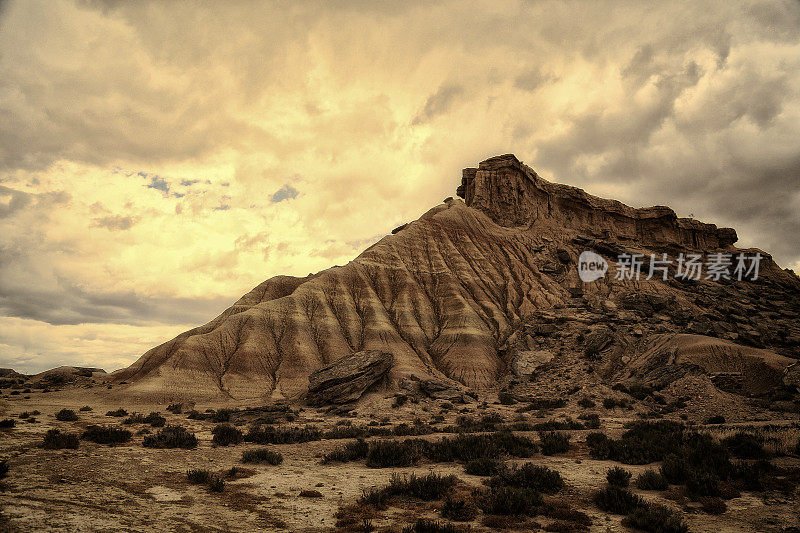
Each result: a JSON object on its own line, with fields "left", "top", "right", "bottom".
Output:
{"left": 113, "top": 154, "right": 800, "bottom": 402}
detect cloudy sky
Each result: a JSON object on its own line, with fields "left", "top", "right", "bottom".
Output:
{"left": 1, "top": 0, "right": 799, "bottom": 373}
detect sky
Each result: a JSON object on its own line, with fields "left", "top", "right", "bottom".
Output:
{"left": 1, "top": 0, "right": 799, "bottom": 374}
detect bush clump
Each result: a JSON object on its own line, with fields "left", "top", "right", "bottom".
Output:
{"left": 208, "top": 475, "right": 224, "bottom": 492}
{"left": 578, "top": 397, "right": 596, "bottom": 408}
{"left": 464, "top": 457, "right": 504, "bottom": 476}
{"left": 0, "top": 459, "right": 7, "bottom": 479}
{"left": 244, "top": 424, "right": 321, "bottom": 444}
{"left": 636, "top": 469, "right": 669, "bottom": 491}
{"left": 706, "top": 415, "right": 725, "bottom": 424}
{"left": 481, "top": 486, "right": 542, "bottom": 516}
{"left": 82, "top": 425, "right": 132, "bottom": 445}
{"left": 106, "top": 408, "right": 128, "bottom": 417}
{"left": 722, "top": 432, "right": 767, "bottom": 459}
{"left": 488, "top": 463, "right": 563, "bottom": 494}
{"left": 367, "top": 439, "right": 425, "bottom": 468}
{"left": 322, "top": 438, "right": 368, "bottom": 463}
{"left": 212, "top": 423, "right": 243, "bottom": 446}
{"left": 142, "top": 425, "right": 198, "bottom": 449}
{"left": 386, "top": 472, "right": 457, "bottom": 501}
{"left": 607, "top": 466, "right": 632, "bottom": 487}
{"left": 241, "top": 448, "right": 283, "bottom": 465}
{"left": 441, "top": 496, "right": 478, "bottom": 521}
{"left": 403, "top": 519, "right": 462, "bottom": 533}
{"left": 0, "top": 419, "right": 15, "bottom": 428}
{"left": 622, "top": 502, "right": 688, "bottom": 533}
{"left": 79, "top": 406, "right": 93, "bottom": 412}
{"left": 41, "top": 429, "right": 79, "bottom": 449}
{"left": 594, "top": 486, "right": 643, "bottom": 515}
{"left": 123, "top": 412, "right": 166, "bottom": 427}
{"left": 539, "top": 431, "right": 570, "bottom": 455}
{"left": 187, "top": 469, "right": 212, "bottom": 484}
{"left": 55, "top": 409, "right": 78, "bottom": 421}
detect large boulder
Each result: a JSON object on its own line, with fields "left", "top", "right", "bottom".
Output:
{"left": 510, "top": 350, "right": 554, "bottom": 377}
{"left": 306, "top": 351, "right": 393, "bottom": 405}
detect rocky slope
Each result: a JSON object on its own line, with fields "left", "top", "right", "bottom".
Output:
{"left": 112, "top": 154, "right": 800, "bottom": 403}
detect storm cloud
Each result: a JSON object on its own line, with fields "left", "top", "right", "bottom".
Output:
{"left": 1, "top": 0, "right": 799, "bottom": 372}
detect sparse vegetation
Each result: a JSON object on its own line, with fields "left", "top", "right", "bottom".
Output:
{"left": 464, "top": 457, "right": 504, "bottom": 476}
{"left": 622, "top": 502, "right": 688, "bottom": 533}
{"left": 481, "top": 486, "right": 542, "bottom": 515}
{"left": 488, "top": 463, "right": 563, "bottom": 494}
{"left": 41, "top": 429, "right": 79, "bottom": 449}
{"left": 142, "top": 425, "right": 198, "bottom": 449}
{"left": 106, "top": 408, "right": 128, "bottom": 417}
{"left": 55, "top": 409, "right": 78, "bottom": 421}
{"left": 82, "top": 425, "right": 132, "bottom": 445}
{"left": 0, "top": 419, "right": 15, "bottom": 428}
{"left": 323, "top": 438, "right": 368, "bottom": 463}
{"left": 722, "top": 432, "right": 767, "bottom": 459}
{"left": 212, "top": 423, "right": 243, "bottom": 446}
{"left": 636, "top": 469, "right": 668, "bottom": 491}
{"left": 403, "top": 518, "right": 463, "bottom": 533}
{"left": 241, "top": 448, "right": 283, "bottom": 465}
{"left": 607, "top": 466, "right": 632, "bottom": 487}
{"left": 79, "top": 406, "right": 93, "bottom": 412}
{"left": 123, "top": 412, "right": 166, "bottom": 427}
{"left": 441, "top": 496, "right": 478, "bottom": 521}
{"left": 187, "top": 469, "right": 212, "bottom": 484}
{"left": 539, "top": 431, "right": 570, "bottom": 455}
{"left": 244, "top": 424, "right": 321, "bottom": 444}
{"left": 208, "top": 475, "right": 224, "bottom": 492}
{"left": 594, "top": 486, "right": 642, "bottom": 514}
{"left": 0, "top": 459, "right": 7, "bottom": 479}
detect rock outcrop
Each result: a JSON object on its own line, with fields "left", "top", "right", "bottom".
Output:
{"left": 306, "top": 350, "right": 393, "bottom": 405}
{"left": 112, "top": 154, "right": 800, "bottom": 401}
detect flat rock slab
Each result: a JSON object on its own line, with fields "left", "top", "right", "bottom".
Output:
{"left": 306, "top": 350, "right": 393, "bottom": 405}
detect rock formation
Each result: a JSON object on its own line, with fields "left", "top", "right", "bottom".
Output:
{"left": 306, "top": 350, "right": 393, "bottom": 405}
{"left": 113, "top": 154, "right": 800, "bottom": 402}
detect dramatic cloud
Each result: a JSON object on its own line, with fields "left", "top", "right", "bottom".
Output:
{"left": 0, "top": 0, "right": 798, "bottom": 372}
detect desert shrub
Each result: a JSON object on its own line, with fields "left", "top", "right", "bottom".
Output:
{"left": 299, "top": 489, "right": 323, "bottom": 497}
{"left": 606, "top": 466, "right": 632, "bottom": 487}
{"left": 323, "top": 438, "right": 368, "bottom": 463}
{"left": 403, "top": 519, "right": 462, "bottom": 533}
{"left": 481, "top": 486, "right": 542, "bottom": 515}
{"left": 660, "top": 454, "right": 689, "bottom": 484}
{"left": 18, "top": 412, "right": 29, "bottom": 419}
{"left": 539, "top": 502, "right": 592, "bottom": 527}
{"left": 636, "top": 469, "right": 668, "bottom": 490}
{"left": 212, "top": 408, "right": 236, "bottom": 423}
{"left": 539, "top": 431, "right": 570, "bottom": 455}
{"left": 392, "top": 394, "right": 408, "bottom": 408}
{"left": 186, "top": 410, "right": 209, "bottom": 420}
{"left": 686, "top": 471, "right": 720, "bottom": 498}
{"left": 533, "top": 418, "right": 584, "bottom": 431}
{"left": 244, "top": 424, "right": 321, "bottom": 444}
{"left": 706, "top": 415, "right": 725, "bottom": 424}
{"left": 79, "top": 406, "right": 92, "bottom": 412}
{"left": 359, "top": 486, "right": 390, "bottom": 509}
{"left": 795, "top": 437, "right": 800, "bottom": 456}
{"left": 212, "top": 423, "right": 243, "bottom": 446}
{"left": 387, "top": 472, "right": 457, "bottom": 501}
{"left": 594, "top": 486, "right": 643, "bottom": 514}
{"left": 187, "top": 469, "right": 212, "bottom": 484}
{"left": 622, "top": 502, "right": 688, "bottom": 533}
{"left": 0, "top": 459, "right": 7, "bottom": 479}
{"left": 166, "top": 403, "right": 183, "bottom": 414}
{"left": 441, "top": 496, "right": 478, "bottom": 521}
{"left": 142, "top": 425, "right": 198, "bottom": 449}
{"left": 0, "top": 419, "right": 15, "bottom": 428}
{"left": 241, "top": 448, "right": 283, "bottom": 465}
{"left": 123, "top": 412, "right": 166, "bottom": 427}
{"left": 578, "top": 413, "right": 601, "bottom": 429}
{"left": 586, "top": 432, "right": 615, "bottom": 459}
{"left": 464, "top": 457, "right": 504, "bottom": 476}
{"left": 700, "top": 496, "right": 727, "bottom": 514}
{"left": 578, "top": 397, "right": 596, "bottom": 408}
{"left": 525, "top": 397, "right": 567, "bottom": 410}
{"left": 324, "top": 425, "right": 368, "bottom": 439}
{"left": 41, "top": 429, "right": 79, "bottom": 449}
{"left": 82, "top": 425, "right": 132, "bottom": 445}
{"left": 489, "top": 463, "right": 563, "bottom": 494}
{"left": 208, "top": 475, "right": 224, "bottom": 492}
{"left": 55, "top": 409, "right": 78, "bottom": 421}
{"left": 498, "top": 391, "right": 517, "bottom": 405}
{"left": 366, "top": 439, "right": 424, "bottom": 468}
{"left": 722, "top": 432, "right": 767, "bottom": 459}
{"left": 106, "top": 408, "right": 128, "bottom": 417}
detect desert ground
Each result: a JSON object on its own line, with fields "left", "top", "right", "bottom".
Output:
{"left": 1, "top": 377, "right": 798, "bottom": 532}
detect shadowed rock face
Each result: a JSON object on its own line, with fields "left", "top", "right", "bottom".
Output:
{"left": 306, "top": 350, "right": 393, "bottom": 405}
{"left": 113, "top": 154, "right": 800, "bottom": 401}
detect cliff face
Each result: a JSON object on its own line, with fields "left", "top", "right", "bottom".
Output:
{"left": 113, "top": 154, "right": 800, "bottom": 402}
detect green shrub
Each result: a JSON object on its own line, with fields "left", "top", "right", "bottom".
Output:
{"left": 539, "top": 431, "right": 570, "bottom": 455}
{"left": 441, "top": 496, "right": 478, "bottom": 521}
{"left": 323, "top": 438, "right": 368, "bottom": 463}
{"left": 622, "top": 502, "right": 688, "bottom": 533}
{"left": 606, "top": 466, "right": 632, "bottom": 487}
{"left": 142, "top": 425, "right": 198, "bottom": 449}
{"left": 722, "top": 432, "right": 767, "bottom": 459}
{"left": 212, "top": 423, "right": 243, "bottom": 446}
{"left": 593, "top": 486, "right": 642, "bottom": 514}
{"left": 82, "top": 425, "right": 132, "bottom": 445}
{"left": 464, "top": 457, "right": 504, "bottom": 476}
{"left": 41, "top": 429, "right": 79, "bottom": 449}
{"left": 187, "top": 469, "right": 211, "bottom": 484}
{"left": 481, "top": 486, "right": 541, "bottom": 515}
{"left": 55, "top": 409, "right": 78, "bottom": 421}
{"left": 636, "top": 469, "right": 668, "bottom": 490}
{"left": 489, "top": 463, "right": 563, "bottom": 494}
{"left": 241, "top": 448, "right": 283, "bottom": 465}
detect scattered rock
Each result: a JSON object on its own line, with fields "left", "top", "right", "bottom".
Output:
{"left": 510, "top": 350, "right": 554, "bottom": 377}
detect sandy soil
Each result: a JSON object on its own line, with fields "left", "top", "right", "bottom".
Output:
{"left": 1, "top": 386, "right": 799, "bottom": 532}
